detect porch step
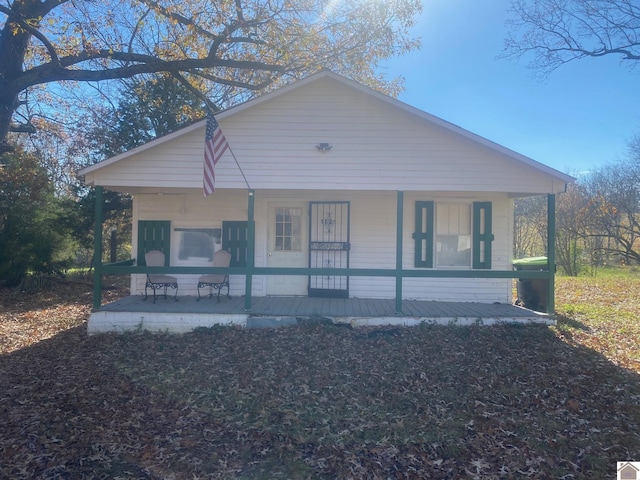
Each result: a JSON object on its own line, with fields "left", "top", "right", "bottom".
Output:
{"left": 88, "top": 296, "right": 553, "bottom": 334}
{"left": 246, "top": 316, "right": 299, "bottom": 329}
{"left": 246, "top": 315, "right": 343, "bottom": 329}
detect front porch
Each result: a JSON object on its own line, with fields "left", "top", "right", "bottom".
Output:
{"left": 87, "top": 295, "right": 551, "bottom": 334}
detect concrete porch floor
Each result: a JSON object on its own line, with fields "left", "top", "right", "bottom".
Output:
{"left": 88, "top": 295, "right": 552, "bottom": 334}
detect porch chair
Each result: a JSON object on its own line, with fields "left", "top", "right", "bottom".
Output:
{"left": 197, "top": 249, "right": 231, "bottom": 302}
{"left": 144, "top": 250, "right": 178, "bottom": 303}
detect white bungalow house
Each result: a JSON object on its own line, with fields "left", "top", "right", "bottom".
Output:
{"left": 79, "top": 70, "right": 572, "bottom": 332}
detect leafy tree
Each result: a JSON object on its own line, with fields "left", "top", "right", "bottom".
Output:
{"left": 69, "top": 74, "right": 210, "bottom": 265}
{"left": 582, "top": 158, "right": 640, "bottom": 265}
{"left": 504, "top": 0, "right": 640, "bottom": 75}
{"left": 75, "top": 73, "right": 206, "bottom": 162}
{"left": 514, "top": 184, "right": 591, "bottom": 276}
{"left": 0, "top": 149, "right": 74, "bottom": 287}
{"left": 65, "top": 184, "right": 133, "bottom": 265}
{"left": 0, "top": 0, "right": 421, "bottom": 152}
{"left": 555, "top": 182, "right": 589, "bottom": 275}
{"left": 505, "top": 0, "right": 640, "bottom": 269}
{"left": 514, "top": 195, "right": 547, "bottom": 259}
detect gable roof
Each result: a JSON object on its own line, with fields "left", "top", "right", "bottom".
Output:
{"left": 78, "top": 70, "right": 573, "bottom": 191}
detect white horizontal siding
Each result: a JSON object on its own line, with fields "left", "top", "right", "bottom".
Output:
{"left": 126, "top": 190, "right": 516, "bottom": 304}
{"left": 402, "top": 278, "right": 511, "bottom": 303}
{"left": 345, "top": 192, "right": 512, "bottom": 303}
{"left": 86, "top": 76, "right": 568, "bottom": 195}
{"left": 130, "top": 190, "right": 263, "bottom": 298}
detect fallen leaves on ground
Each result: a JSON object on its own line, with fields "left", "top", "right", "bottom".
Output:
{"left": 554, "top": 271, "right": 640, "bottom": 371}
{"left": 1, "top": 274, "right": 639, "bottom": 479}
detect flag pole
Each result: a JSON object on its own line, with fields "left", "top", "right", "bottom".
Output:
{"left": 228, "top": 145, "right": 251, "bottom": 190}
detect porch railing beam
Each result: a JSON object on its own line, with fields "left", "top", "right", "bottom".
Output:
{"left": 101, "top": 265, "right": 552, "bottom": 278}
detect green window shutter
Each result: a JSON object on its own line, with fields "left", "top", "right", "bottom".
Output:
{"left": 413, "top": 201, "right": 434, "bottom": 268}
{"left": 472, "top": 202, "right": 493, "bottom": 269}
{"left": 137, "top": 221, "right": 171, "bottom": 266}
{"left": 222, "top": 221, "right": 248, "bottom": 267}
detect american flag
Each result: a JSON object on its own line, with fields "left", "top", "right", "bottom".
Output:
{"left": 203, "top": 112, "right": 229, "bottom": 196}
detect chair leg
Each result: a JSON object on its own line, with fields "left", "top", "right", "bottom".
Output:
{"left": 196, "top": 283, "right": 227, "bottom": 301}
{"left": 145, "top": 282, "right": 177, "bottom": 302}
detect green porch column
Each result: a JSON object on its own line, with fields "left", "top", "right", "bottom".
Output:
{"left": 547, "top": 193, "right": 556, "bottom": 314}
{"left": 395, "top": 191, "right": 404, "bottom": 314}
{"left": 92, "top": 186, "right": 104, "bottom": 310}
{"left": 244, "top": 189, "right": 255, "bottom": 311}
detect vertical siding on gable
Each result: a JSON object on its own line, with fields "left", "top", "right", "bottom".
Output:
{"left": 87, "top": 77, "right": 568, "bottom": 195}
{"left": 219, "top": 81, "right": 563, "bottom": 193}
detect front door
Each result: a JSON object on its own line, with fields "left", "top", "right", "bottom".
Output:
{"left": 308, "top": 201, "right": 350, "bottom": 298}
{"left": 266, "top": 205, "right": 308, "bottom": 295}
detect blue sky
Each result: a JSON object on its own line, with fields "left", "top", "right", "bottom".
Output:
{"left": 379, "top": 0, "right": 640, "bottom": 175}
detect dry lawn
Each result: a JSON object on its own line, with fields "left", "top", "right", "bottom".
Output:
{"left": 1, "top": 272, "right": 640, "bottom": 479}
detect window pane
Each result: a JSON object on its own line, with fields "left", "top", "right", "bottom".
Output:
{"left": 176, "top": 228, "right": 221, "bottom": 262}
{"left": 459, "top": 207, "right": 471, "bottom": 235}
{"left": 275, "top": 207, "right": 302, "bottom": 251}
{"left": 436, "top": 204, "right": 471, "bottom": 267}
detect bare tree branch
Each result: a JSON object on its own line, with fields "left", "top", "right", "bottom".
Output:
{"left": 503, "top": 0, "right": 640, "bottom": 75}
{"left": 0, "top": 0, "right": 421, "bottom": 150}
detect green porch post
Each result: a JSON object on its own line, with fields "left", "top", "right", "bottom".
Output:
{"left": 547, "top": 193, "right": 556, "bottom": 314}
{"left": 92, "top": 186, "right": 104, "bottom": 310}
{"left": 244, "top": 189, "right": 255, "bottom": 311}
{"left": 395, "top": 191, "right": 404, "bottom": 314}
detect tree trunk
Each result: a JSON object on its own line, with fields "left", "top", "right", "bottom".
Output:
{"left": 0, "top": 0, "right": 55, "bottom": 151}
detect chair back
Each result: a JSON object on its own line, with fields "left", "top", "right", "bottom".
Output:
{"left": 145, "top": 250, "right": 166, "bottom": 267}
{"left": 213, "top": 249, "right": 232, "bottom": 268}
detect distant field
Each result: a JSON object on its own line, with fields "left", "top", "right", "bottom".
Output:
{"left": 555, "top": 267, "right": 640, "bottom": 372}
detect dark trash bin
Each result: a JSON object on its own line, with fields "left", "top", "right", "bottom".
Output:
{"left": 513, "top": 256, "right": 549, "bottom": 312}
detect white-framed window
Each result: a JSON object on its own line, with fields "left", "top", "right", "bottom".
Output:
{"left": 173, "top": 227, "right": 222, "bottom": 265}
{"left": 414, "top": 201, "right": 493, "bottom": 270}
{"left": 435, "top": 203, "right": 471, "bottom": 268}
{"left": 275, "top": 207, "right": 302, "bottom": 251}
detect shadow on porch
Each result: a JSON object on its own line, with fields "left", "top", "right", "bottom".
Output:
{"left": 88, "top": 295, "right": 551, "bottom": 334}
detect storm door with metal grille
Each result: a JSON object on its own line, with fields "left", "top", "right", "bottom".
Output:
{"left": 308, "top": 202, "right": 350, "bottom": 298}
